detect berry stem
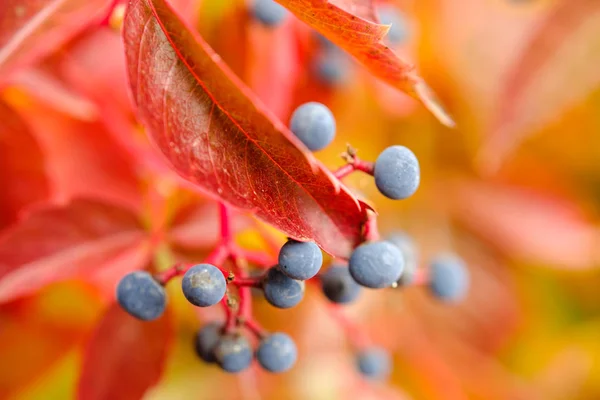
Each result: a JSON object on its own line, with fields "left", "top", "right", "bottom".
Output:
{"left": 222, "top": 294, "right": 237, "bottom": 333}
{"left": 333, "top": 151, "right": 375, "bottom": 179}
{"left": 244, "top": 318, "right": 267, "bottom": 338}
{"left": 233, "top": 276, "right": 263, "bottom": 288}
{"left": 219, "top": 202, "right": 233, "bottom": 246}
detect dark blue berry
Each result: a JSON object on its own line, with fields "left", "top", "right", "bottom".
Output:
{"left": 386, "top": 232, "right": 418, "bottom": 286}
{"left": 320, "top": 264, "right": 361, "bottom": 304}
{"left": 181, "top": 264, "right": 227, "bottom": 307}
{"left": 313, "top": 52, "right": 349, "bottom": 86}
{"left": 194, "top": 322, "right": 222, "bottom": 363}
{"left": 252, "top": 0, "right": 287, "bottom": 27}
{"left": 214, "top": 334, "right": 253, "bottom": 373}
{"left": 289, "top": 102, "right": 336, "bottom": 151}
{"left": 429, "top": 254, "right": 469, "bottom": 302}
{"left": 116, "top": 271, "right": 166, "bottom": 321}
{"left": 357, "top": 347, "right": 391, "bottom": 379}
{"left": 263, "top": 266, "right": 305, "bottom": 308}
{"left": 278, "top": 239, "right": 323, "bottom": 280}
{"left": 374, "top": 145, "right": 420, "bottom": 200}
{"left": 349, "top": 241, "right": 404, "bottom": 288}
{"left": 377, "top": 5, "right": 409, "bottom": 44}
{"left": 256, "top": 332, "right": 297, "bottom": 372}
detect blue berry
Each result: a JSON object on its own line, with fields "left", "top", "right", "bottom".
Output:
{"left": 289, "top": 102, "right": 336, "bottom": 151}
{"left": 256, "top": 332, "right": 297, "bottom": 372}
{"left": 116, "top": 271, "right": 166, "bottom": 321}
{"left": 386, "top": 232, "right": 418, "bottom": 286}
{"left": 263, "top": 266, "right": 305, "bottom": 308}
{"left": 278, "top": 239, "right": 323, "bottom": 280}
{"left": 214, "top": 334, "right": 253, "bottom": 373}
{"left": 194, "top": 322, "right": 222, "bottom": 363}
{"left": 320, "top": 264, "right": 361, "bottom": 304}
{"left": 429, "top": 254, "right": 469, "bottom": 302}
{"left": 313, "top": 52, "right": 349, "bottom": 86}
{"left": 252, "top": 0, "right": 287, "bottom": 27}
{"left": 377, "top": 5, "right": 409, "bottom": 44}
{"left": 181, "top": 264, "right": 227, "bottom": 307}
{"left": 349, "top": 241, "right": 404, "bottom": 288}
{"left": 357, "top": 347, "right": 391, "bottom": 379}
{"left": 374, "top": 145, "right": 420, "bottom": 200}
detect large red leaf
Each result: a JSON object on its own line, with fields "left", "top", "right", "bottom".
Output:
{"left": 77, "top": 303, "right": 173, "bottom": 400}
{"left": 0, "top": 0, "right": 112, "bottom": 81}
{"left": 0, "top": 199, "right": 150, "bottom": 303}
{"left": 12, "top": 99, "right": 143, "bottom": 211}
{"left": 449, "top": 179, "right": 599, "bottom": 270}
{"left": 123, "top": 0, "right": 370, "bottom": 257}
{"left": 0, "top": 100, "right": 50, "bottom": 229}
{"left": 483, "top": 0, "right": 600, "bottom": 171}
{"left": 274, "top": 0, "right": 454, "bottom": 126}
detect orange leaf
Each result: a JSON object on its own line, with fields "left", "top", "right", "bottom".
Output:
{"left": 77, "top": 303, "right": 173, "bottom": 400}
{"left": 275, "top": 0, "right": 454, "bottom": 126}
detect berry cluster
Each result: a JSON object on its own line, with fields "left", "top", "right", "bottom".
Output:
{"left": 116, "top": 102, "right": 470, "bottom": 377}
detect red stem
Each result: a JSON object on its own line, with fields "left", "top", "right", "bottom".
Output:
{"left": 332, "top": 157, "right": 374, "bottom": 179}
{"left": 233, "top": 276, "right": 263, "bottom": 288}
{"left": 411, "top": 268, "right": 430, "bottom": 286}
{"left": 244, "top": 318, "right": 267, "bottom": 338}
{"left": 220, "top": 202, "right": 232, "bottom": 246}
{"left": 222, "top": 294, "right": 237, "bottom": 333}
{"left": 363, "top": 212, "right": 380, "bottom": 242}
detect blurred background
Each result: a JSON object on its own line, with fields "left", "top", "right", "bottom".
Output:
{"left": 1, "top": 0, "right": 599, "bottom": 399}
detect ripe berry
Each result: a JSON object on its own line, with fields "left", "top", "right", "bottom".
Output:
{"left": 194, "top": 322, "right": 222, "bottom": 363}
{"left": 386, "top": 232, "right": 418, "bottom": 286}
{"left": 181, "top": 264, "right": 227, "bottom": 307}
{"left": 320, "top": 264, "right": 361, "bottom": 304}
{"left": 289, "top": 102, "right": 336, "bottom": 151}
{"left": 373, "top": 145, "right": 420, "bottom": 200}
{"left": 116, "top": 271, "right": 166, "bottom": 321}
{"left": 377, "top": 5, "right": 409, "bottom": 44}
{"left": 256, "top": 332, "right": 297, "bottom": 373}
{"left": 357, "top": 347, "right": 391, "bottom": 380}
{"left": 263, "top": 266, "right": 305, "bottom": 308}
{"left": 252, "top": 0, "right": 287, "bottom": 27}
{"left": 278, "top": 239, "right": 323, "bottom": 280}
{"left": 349, "top": 241, "right": 404, "bottom": 288}
{"left": 313, "top": 52, "right": 349, "bottom": 86}
{"left": 429, "top": 254, "right": 469, "bottom": 302}
{"left": 214, "top": 334, "right": 253, "bottom": 373}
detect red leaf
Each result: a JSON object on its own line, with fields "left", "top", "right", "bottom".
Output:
{"left": 275, "top": 0, "right": 454, "bottom": 126}
{"left": 0, "top": 199, "right": 150, "bottom": 303}
{"left": 0, "top": 0, "right": 112, "bottom": 81}
{"left": 483, "top": 0, "right": 600, "bottom": 171}
{"left": 77, "top": 303, "right": 173, "bottom": 400}
{"left": 123, "top": 0, "right": 370, "bottom": 258}
{"left": 0, "top": 100, "right": 50, "bottom": 229}
{"left": 449, "top": 179, "right": 600, "bottom": 270}
{"left": 14, "top": 100, "right": 143, "bottom": 211}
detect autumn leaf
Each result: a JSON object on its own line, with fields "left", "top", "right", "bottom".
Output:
{"left": 274, "top": 0, "right": 454, "bottom": 126}
{"left": 0, "top": 0, "right": 112, "bottom": 81}
{"left": 123, "top": 0, "right": 370, "bottom": 258}
{"left": 0, "top": 199, "right": 151, "bottom": 303}
{"left": 0, "top": 100, "right": 50, "bottom": 229}
{"left": 77, "top": 303, "right": 173, "bottom": 400}
{"left": 482, "top": 0, "right": 600, "bottom": 171}
{"left": 449, "top": 179, "right": 600, "bottom": 270}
